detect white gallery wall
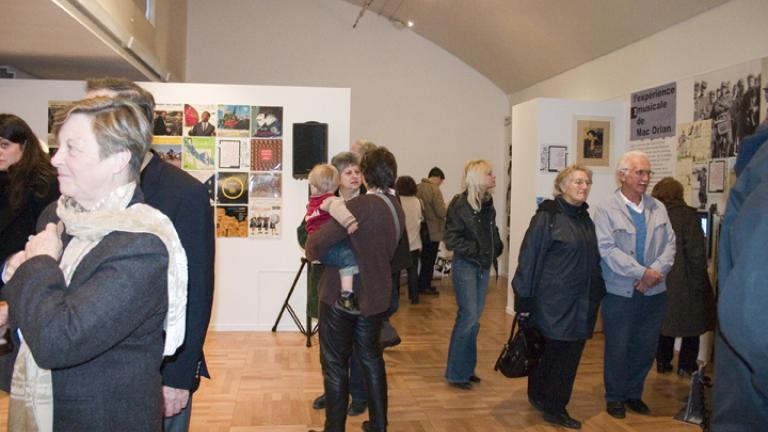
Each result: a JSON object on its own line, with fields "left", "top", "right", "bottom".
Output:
{"left": 0, "top": 78, "right": 351, "bottom": 331}
{"left": 185, "top": 0, "right": 511, "bottom": 273}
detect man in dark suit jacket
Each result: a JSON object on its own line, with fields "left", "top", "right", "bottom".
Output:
{"left": 189, "top": 111, "right": 216, "bottom": 136}
{"left": 85, "top": 78, "right": 216, "bottom": 431}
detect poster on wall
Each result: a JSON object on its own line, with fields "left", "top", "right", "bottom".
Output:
{"left": 676, "top": 120, "right": 712, "bottom": 162}
{"left": 152, "top": 104, "right": 184, "bottom": 138}
{"left": 183, "top": 137, "right": 216, "bottom": 170}
{"left": 251, "top": 106, "right": 283, "bottom": 138}
{"left": 184, "top": 104, "right": 217, "bottom": 136}
{"left": 249, "top": 200, "right": 281, "bottom": 239}
{"left": 708, "top": 159, "right": 726, "bottom": 193}
{"left": 575, "top": 117, "right": 611, "bottom": 167}
{"left": 691, "top": 162, "right": 709, "bottom": 210}
{"left": 216, "top": 172, "right": 249, "bottom": 205}
{"left": 47, "top": 100, "right": 71, "bottom": 151}
{"left": 217, "top": 105, "right": 251, "bottom": 137}
{"left": 249, "top": 172, "right": 282, "bottom": 199}
{"left": 630, "top": 82, "right": 676, "bottom": 141}
{"left": 547, "top": 146, "right": 567, "bottom": 172}
{"left": 251, "top": 139, "right": 283, "bottom": 171}
{"left": 692, "top": 59, "right": 761, "bottom": 158}
{"left": 216, "top": 205, "right": 248, "bottom": 238}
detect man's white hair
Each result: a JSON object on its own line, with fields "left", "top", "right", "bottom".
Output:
{"left": 615, "top": 150, "right": 649, "bottom": 186}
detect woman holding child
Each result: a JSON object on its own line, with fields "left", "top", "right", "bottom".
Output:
{"left": 306, "top": 147, "right": 404, "bottom": 432}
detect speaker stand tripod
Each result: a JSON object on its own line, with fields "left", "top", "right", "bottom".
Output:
{"left": 272, "top": 257, "right": 319, "bottom": 347}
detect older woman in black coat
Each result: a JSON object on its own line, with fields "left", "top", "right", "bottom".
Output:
{"left": 652, "top": 177, "right": 715, "bottom": 376}
{"left": 512, "top": 165, "right": 605, "bottom": 430}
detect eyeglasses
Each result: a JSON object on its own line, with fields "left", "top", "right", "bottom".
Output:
{"left": 572, "top": 179, "right": 592, "bottom": 186}
{"left": 623, "top": 169, "right": 654, "bottom": 177}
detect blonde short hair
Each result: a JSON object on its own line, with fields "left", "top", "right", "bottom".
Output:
{"left": 462, "top": 159, "right": 493, "bottom": 212}
{"left": 308, "top": 163, "right": 339, "bottom": 194}
{"left": 553, "top": 165, "right": 593, "bottom": 197}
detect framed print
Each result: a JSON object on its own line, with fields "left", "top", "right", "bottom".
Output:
{"left": 708, "top": 159, "right": 726, "bottom": 193}
{"left": 575, "top": 117, "right": 612, "bottom": 167}
{"left": 547, "top": 145, "right": 567, "bottom": 172}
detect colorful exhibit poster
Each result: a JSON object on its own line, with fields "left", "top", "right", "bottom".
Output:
{"left": 217, "top": 104, "right": 251, "bottom": 137}
{"left": 251, "top": 139, "right": 283, "bottom": 171}
{"left": 249, "top": 172, "right": 282, "bottom": 199}
{"left": 251, "top": 106, "right": 283, "bottom": 138}
{"left": 216, "top": 205, "right": 248, "bottom": 238}
{"left": 630, "top": 82, "right": 676, "bottom": 141}
{"left": 217, "top": 172, "right": 249, "bottom": 205}
{"left": 249, "top": 200, "right": 281, "bottom": 239}
{"left": 183, "top": 137, "right": 216, "bottom": 170}
{"left": 184, "top": 104, "right": 217, "bottom": 137}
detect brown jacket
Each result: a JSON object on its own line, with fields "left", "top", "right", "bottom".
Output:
{"left": 416, "top": 178, "right": 446, "bottom": 241}
{"left": 306, "top": 193, "right": 404, "bottom": 316}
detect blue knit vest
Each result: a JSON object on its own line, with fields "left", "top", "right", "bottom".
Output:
{"left": 627, "top": 206, "right": 646, "bottom": 266}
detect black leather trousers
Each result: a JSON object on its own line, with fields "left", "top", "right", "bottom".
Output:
{"left": 319, "top": 301, "right": 388, "bottom": 432}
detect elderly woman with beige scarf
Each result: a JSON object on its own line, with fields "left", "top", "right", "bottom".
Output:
{"left": 1, "top": 97, "right": 187, "bottom": 431}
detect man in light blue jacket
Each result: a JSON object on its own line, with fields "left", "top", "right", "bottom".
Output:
{"left": 593, "top": 150, "right": 675, "bottom": 419}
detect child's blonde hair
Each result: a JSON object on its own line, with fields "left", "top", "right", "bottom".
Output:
{"left": 308, "top": 163, "right": 339, "bottom": 194}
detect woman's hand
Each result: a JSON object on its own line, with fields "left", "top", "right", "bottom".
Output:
{"left": 25, "top": 223, "right": 63, "bottom": 261}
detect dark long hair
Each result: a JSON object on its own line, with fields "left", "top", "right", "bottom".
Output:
{"left": 0, "top": 114, "right": 57, "bottom": 210}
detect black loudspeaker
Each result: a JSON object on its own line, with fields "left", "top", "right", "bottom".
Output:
{"left": 293, "top": 121, "right": 328, "bottom": 179}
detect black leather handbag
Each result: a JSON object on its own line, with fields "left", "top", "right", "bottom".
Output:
{"left": 494, "top": 315, "right": 545, "bottom": 378}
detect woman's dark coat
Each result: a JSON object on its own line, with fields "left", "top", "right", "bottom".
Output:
{"left": 443, "top": 192, "right": 503, "bottom": 269}
{"left": 660, "top": 200, "right": 715, "bottom": 337}
{"left": 511, "top": 197, "right": 605, "bottom": 341}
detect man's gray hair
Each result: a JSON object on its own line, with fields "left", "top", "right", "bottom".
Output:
{"left": 615, "top": 150, "right": 649, "bottom": 186}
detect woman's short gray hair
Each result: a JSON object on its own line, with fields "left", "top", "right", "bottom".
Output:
{"left": 330, "top": 151, "right": 360, "bottom": 173}
{"left": 53, "top": 96, "right": 151, "bottom": 181}
{"left": 553, "top": 165, "right": 592, "bottom": 197}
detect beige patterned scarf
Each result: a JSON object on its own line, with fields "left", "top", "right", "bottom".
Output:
{"left": 8, "top": 182, "right": 188, "bottom": 432}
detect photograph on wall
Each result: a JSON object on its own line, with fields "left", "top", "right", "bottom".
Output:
{"left": 216, "top": 205, "right": 248, "bottom": 238}
{"left": 216, "top": 171, "right": 249, "bottom": 205}
{"left": 182, "top": 137, "right": 216, "bottom": 170}
{"left": 251, "top": 139, "right": 283, "bottom": 171}
{"left": 249, "top": 172, "right": 282, "bottom": 199}
{"left": 630, "top": 82, "right": 676, "bottom": 141}
{"left": 47, "top": 100, "right": 71, "bottom": 150}
{"left": 217, "top": 105, "right": 251, "bottom": 137}
{"left": 249, "top": 200, "right": 281, "bottom": 238}
{"left": 692, "top": 59, "right": 761, "bottom": 158}
{"left": 251, "top": 106, "right": 283, "bottom": 138}
{"left": 575, "top": 117, "right": 611, "bottom": 167}
{"left": 708, "top": 159, "right": 726, "bottom": 193}
{"left": 691, "top": 162, "right": 709, "bottom": 210}
{"left": 151, "top": 143, "right": 182, "bottom": 168}
{"left": 153, "top": 104, "right": 183, "bottom": 137}
{"left": 547, "top": 146, "right": 567, "bottom": 172}
{"left": 674, "top": 157, "right": 694, "bottom": 206}
{"left": 676, "top": 120, "right": 712, "bottom": 163}
{"left": 187, "top": 171, "right": 216, "bottom": 205}
{"left": 184, "top": 104, "right": 217, "bottom": 137}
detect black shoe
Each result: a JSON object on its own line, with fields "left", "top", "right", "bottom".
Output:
{"left": 469, "top": 375, "right": 481, "bottom": 383}
{"left": 543, "top": 411, "right": 582, "bottom": 429}
{"left": 528, "top": 397, "right": 545, "bottom": 412}
{"left": 449, "top": 381, "right": 472, "bottom": 390}
{"left": 361, "top": 420, "right": 385, "bottom": 432}
{"left": 657, "top": 362, "right": 673, "bottom": 374}
{"left": 625, "top": 399, "right": 650, "bottom": 415}
{"left": 606, "top": 401, "right": 625, "bottom": 418}
{"left": 348, "top": 400, "right": 367, "bottom": 416}
{"left": 312, "top": 394, "right": 325, "bottom": 410}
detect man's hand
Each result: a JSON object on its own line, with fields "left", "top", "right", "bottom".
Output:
{"left": 0, "top": 302, "right": 8, "bottom": 345}
{"left": 2, "top": 251, "right": 27, "bottom": 283}
{"left": 25, "top": 223, "right": 63, "bottom": 261}
{"left": 640, "top": 268, "right": 663, "bottom": 288}
{"left": 633, "top": 280, "right": 650, "bottom": 293}
{"left": 162, "top": 385, "right": 190, "bottom": 417}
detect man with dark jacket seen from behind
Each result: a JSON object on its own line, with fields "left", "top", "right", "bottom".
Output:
{"left": 86, "top": 77, "right": 215, "bottom": 432}
{"left": 416, "top": 167, "right": 446, "bottom": 296}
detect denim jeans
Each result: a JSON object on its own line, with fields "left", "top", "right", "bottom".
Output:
{"left": 445, "top": 255, "right": 490, "bottom": 383}
{"left": 321, "top": 239, "right": 358, "bottom": 276}
{"left": 602, "top": 290, "right": 667, "bottom": 402}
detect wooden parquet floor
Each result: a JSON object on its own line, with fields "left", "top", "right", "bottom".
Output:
{"left": 0, "top": 277, "right": 701, "bottom": 431}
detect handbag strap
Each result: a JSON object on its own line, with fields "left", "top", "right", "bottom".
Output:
{"left": 372, "top": 193, "right": 402, "bottom": 242}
